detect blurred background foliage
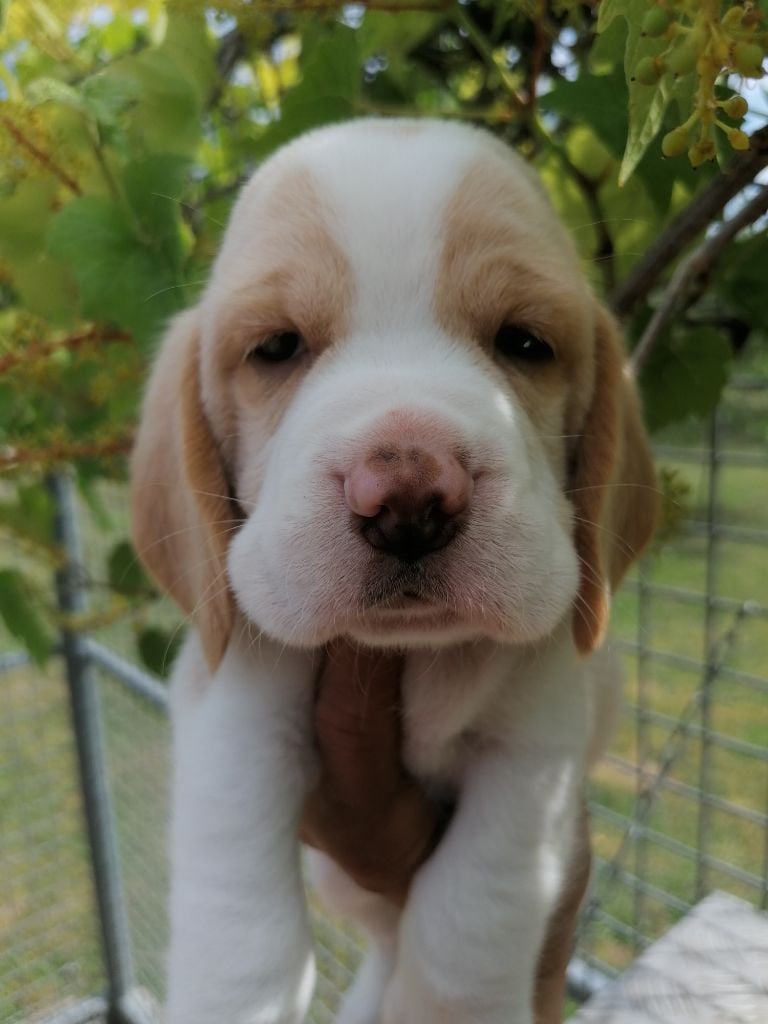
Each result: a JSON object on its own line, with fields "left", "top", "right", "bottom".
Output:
{"left": 0, "top": 0, "right": 766, "bottom": 674}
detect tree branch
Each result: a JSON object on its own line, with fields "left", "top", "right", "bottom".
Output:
{"left": 453, "top": 7, "right": 527, "bottom": 114}
{"left": 527, "top": 0, "right": 548, "bottom": 116}
{"left": 254, "top": 0, "right": 451, "bottom": 9}
{"left": 1, "top": 435, "right": 133, "bottom": 469}
{"left": 611, "top": 123, "right": 768, "bottom": 317}
{"left": 1, "top": 116, "right": 82, "bottom": 196}
{"left": 0, "top": 327, "right": 131, "bottom": 376}
{"left": 629, "top": 185, "right": 768, "bottom": 374}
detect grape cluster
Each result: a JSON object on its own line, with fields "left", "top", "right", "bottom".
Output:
{"left": 632, "top": 1, "right": 766, "bottom": 166}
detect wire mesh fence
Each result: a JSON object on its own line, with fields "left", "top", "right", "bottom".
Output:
{"left": 1, "top": 374, "right": 766, "bottom": 1023}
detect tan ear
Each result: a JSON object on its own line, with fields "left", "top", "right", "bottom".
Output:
{"left": 571, "top": 304, "right": 660, "bottom": 654}
{"left": 131, "top": 309, "right": 237, "bottom": 670}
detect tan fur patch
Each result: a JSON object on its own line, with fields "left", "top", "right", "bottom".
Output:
{"left": 202, "top": 166, "right": 353, "bottom": 473}
{"left": 433, "top": 159, "right": 596, "bottom": 455}
{"left": 570, "top": 306, "right": 660, "bottom": 653}
{"left": 130, "top": 310, "right": 237, "bottom": 669}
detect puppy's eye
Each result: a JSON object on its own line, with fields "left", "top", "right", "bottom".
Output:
{"left": 494, "top": 325, "right": 554, "bottom": 363}
{"left": 249, "top": 331, "right": 305, "bottom": 364}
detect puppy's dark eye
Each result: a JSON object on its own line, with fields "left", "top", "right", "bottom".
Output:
{"left": 494, "top": 325, "right": 554, "bottom": 363}
{"left": 250, "top": 331, "right": 305, "bottom": 364}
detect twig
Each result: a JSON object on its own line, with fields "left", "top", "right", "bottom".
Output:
{"left": 566, "top": 161, "right": 616, "bottom": 295}
{"left": 453, "top": 7, "right": 527, "bottom": 114}
{"left": 610, "top": 123, "right": 768, "bottom": 317}
{"left": 354, "top": 98, "right": 515, "bottom": 123}
{"left": 0, "top": 435, "right": 133, "bottom": 469}
{"left": 254, "top": 0, "right": 451, "bottom": 9}
{"left": 630, "top": 185, "right": 768, "bottom": 373}
{"left": 527, "top": 0, "right": 548, "bottom": 116}
{"left": 1, "top": 116, "right": 81, "bottom": 196}
{"left": 0, "top": 327, "right": 132, "bottom": 376}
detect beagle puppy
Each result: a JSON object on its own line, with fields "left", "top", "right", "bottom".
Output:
{"left": 131, "top": 118, "right": 657, "bottom": 1024}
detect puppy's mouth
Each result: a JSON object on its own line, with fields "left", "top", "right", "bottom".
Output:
{"left": 350, "top": 563, "right": 469, "bottom": 642}
{"left": 361, "top": 563, "right": 444, "bottom": 611}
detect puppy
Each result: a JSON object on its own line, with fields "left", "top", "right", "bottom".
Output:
{"left": 131, "top": 118, "right": 658, "bottom": 1024}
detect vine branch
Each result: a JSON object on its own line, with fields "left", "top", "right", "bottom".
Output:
{"left": 254, "top": 0, "right": 451, "bottom": 10}
{"left": 453, "top": 7, "right": 527, "bottom": 114}
{"left": 611, "top": 123, "right": 768, "bottom": 317}
{"left": 1, "top": 116, "right": 82, "bottom": 196}
{"left": 0, "top": 327, "right": 132, "bottom": 376}
{"left": 630, "top": 184, "right": 768, "bottom": 373}
{"left": 1, "top": 435, "right": 133, "bottom": 469}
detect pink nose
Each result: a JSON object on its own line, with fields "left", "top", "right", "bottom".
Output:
{"left": 344, "top": 445, "right": 473, "bottom": 562}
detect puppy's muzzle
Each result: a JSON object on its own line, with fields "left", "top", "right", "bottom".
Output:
{"left": 344, "top": 439, "right": 473, "bottom": 564}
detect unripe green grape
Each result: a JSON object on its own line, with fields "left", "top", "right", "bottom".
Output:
{"left": 723, "top": 95, "right": 748, "bottom": 119}
{"left": 727, "top": 128, "right": 750, "bottom": 150}
{"left": 662, "top": 125, "right": 690, "bottom": 157}
{"left": 733, "top": 42, "right": 764, "bottom": 76}
{"left": 667, "top": 42, "right": 697, "bottom": 75}
{"left": 722, "top": 6, "right": 746, "bottom": 30}
{"left": 634, "top": 56, "right": 665, "bottom": 84}
{"left": 642, "top": 6, "right": 673, "bottom": 37}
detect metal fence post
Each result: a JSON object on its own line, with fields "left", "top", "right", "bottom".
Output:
{"left": 49, "top": 471, "right": 135, "bottom": 1023}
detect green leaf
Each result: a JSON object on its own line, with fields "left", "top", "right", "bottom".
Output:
{"left": 640, "top": 327, "right": 732, "bottom": 433}
{"left": 48, "top": 195, "right": 185, "bottom": 346}
{"left": 122, "top": 154, "right": 189, "bottom": 234}
{"left": 138, "top": 625, "right": 183, "bottom": 678}
{"left": 358, "top": 10, "right": 444, "bottom": 62}
{"left": 0, "top": 569, "right": 52, "bottom": 664}
{"left": 101, "top": 16, "right": 209, "bottom": 159}
{"left": 0, "top": 177, "right": 59, "bottom": 260}
{"left": 715, "top": 235, "right": 768, "bottom": 324}
{"left": 0, "top": 485, "right": 55, "bottom": 557}
{"left": 107, "top": 539, "right": 150, "bottom": 598}
{"left": 159, "top": 10, "right": 216, "bottom": 107}
{"left": 0, "top": 178, "right": 79, "bottom": 323}
{"left": 25, "top": 76, "right": 85, "bottom": 111}
{"left": 541, "top": 67, "right": 629, "bottom": 161}
{"left": 254, "top": 25, "right": 359, "bottom": 156}
{"left": 598, "top": 0, "right": 672, "bottom": 186}
{"left": 80, "top": 71, "right": 143, "bottom": 127}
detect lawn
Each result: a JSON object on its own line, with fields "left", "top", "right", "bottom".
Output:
{"left": 1, "top": 370, "right": 766, "bottom": 1022}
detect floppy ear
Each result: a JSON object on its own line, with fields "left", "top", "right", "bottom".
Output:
{"left": 570, "top": 304, "right": 659, "bottom": 655}
{"left": 131, "top": 309, "right": 238, "bottom": 670}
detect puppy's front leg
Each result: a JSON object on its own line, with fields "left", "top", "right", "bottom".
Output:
{"left": 383, "top": 744, "right": 582, "bottom": 1024}
{"left": 166, "top": 634, "right": 318, "bottom": 1024}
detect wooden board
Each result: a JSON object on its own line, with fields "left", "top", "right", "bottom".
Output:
{"left": 571, "top": 891, "right": 768, "bottom": 1023}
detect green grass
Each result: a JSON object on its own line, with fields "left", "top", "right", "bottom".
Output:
{"left": 1, "top": 382, "right": 767, "bottom": 1021}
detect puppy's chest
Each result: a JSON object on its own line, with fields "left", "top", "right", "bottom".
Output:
{"left": 399, "top": 643, "right": 515, "bottom": 790}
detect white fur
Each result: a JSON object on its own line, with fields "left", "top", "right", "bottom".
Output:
{"left": 164, "top": 119, "right": 623, "bottom": 1024}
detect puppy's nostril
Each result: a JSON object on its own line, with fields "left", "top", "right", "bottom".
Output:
{"left": 358, "top": 505, "right": 460, "bottom": 563}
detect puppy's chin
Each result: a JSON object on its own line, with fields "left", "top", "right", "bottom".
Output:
{"left": 345, "top": 616, "right": 484, "bottom": 651}
{"left": 237, "top": 595, "right": 567, "bottom": 654}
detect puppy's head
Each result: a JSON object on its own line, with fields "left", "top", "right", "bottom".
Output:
{"left": 131, "top": 119, "right": 658, "bottom": 669}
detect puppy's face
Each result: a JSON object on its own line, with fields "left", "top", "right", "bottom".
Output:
{"left": 132, "top": 120, "right": 658, "bottom": 666}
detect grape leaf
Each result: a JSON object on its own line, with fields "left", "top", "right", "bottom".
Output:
{"left": 107, "top": 539, "right": 151, "bottom": 598}
{"left": 253, "top": 25, "right": 359, "bottom": 156}
{"left": 0, "top": 569, "right": 52, "bottom": 664}
{"left": 48, "top": 195, "right": 185, "bottom": 346}
{"left": 640, "top": 327, "right": 733, "bottom": 433}
{"left": 598, "top": 0, "right": 672, "bottom": 186}
{"left": 138, "top": 625, "right": 183, "bottom": 678}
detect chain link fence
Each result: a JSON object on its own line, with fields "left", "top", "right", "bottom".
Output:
{"left": 1, "top": 375, "right": 767, "bottom": 1023}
